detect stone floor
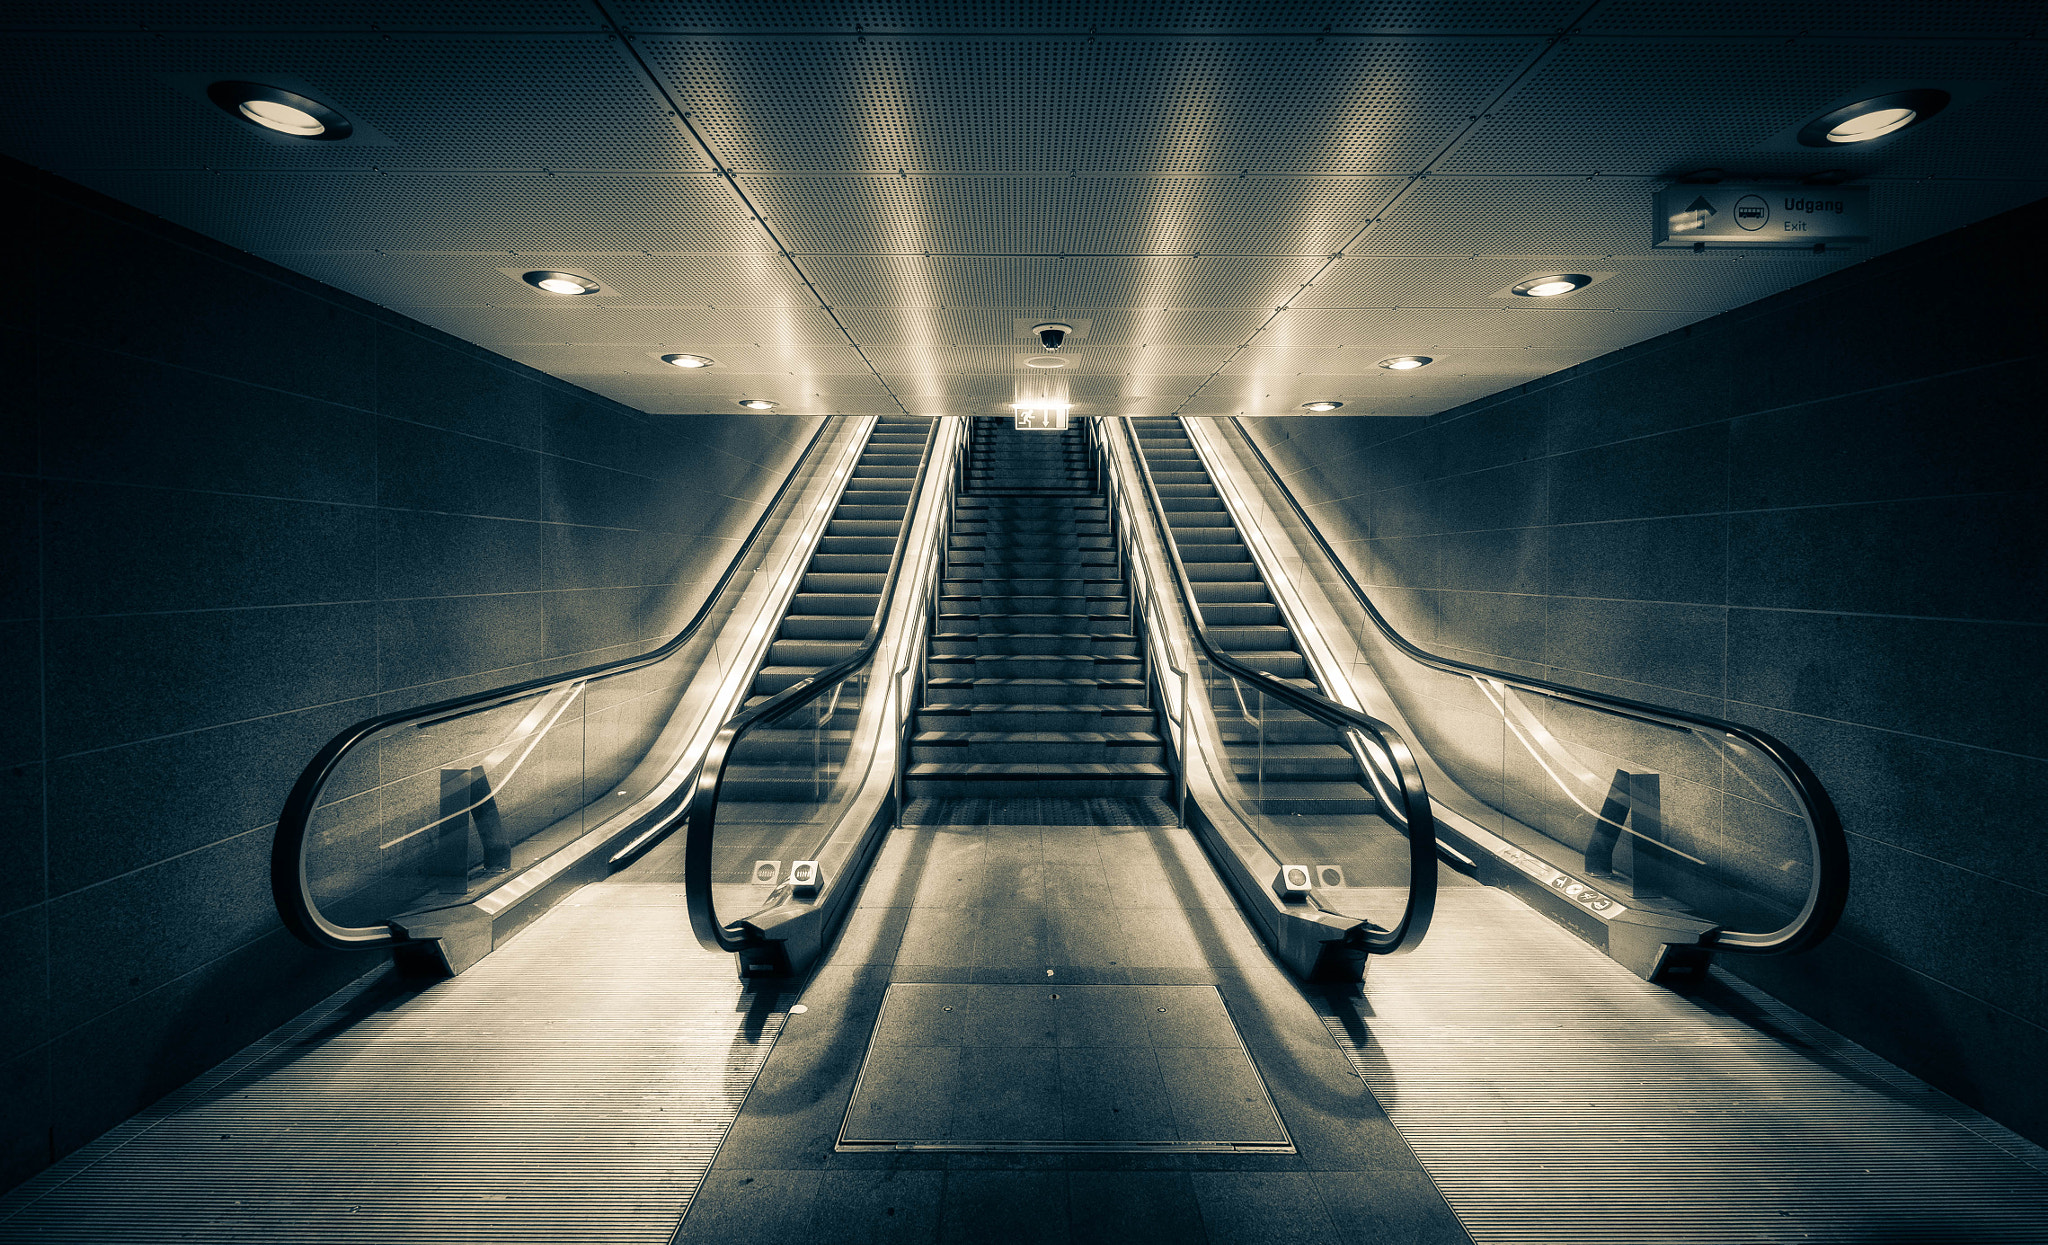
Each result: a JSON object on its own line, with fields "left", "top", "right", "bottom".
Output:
{"left": 673, "top": 807, "right": 1473, "bottom": 1244}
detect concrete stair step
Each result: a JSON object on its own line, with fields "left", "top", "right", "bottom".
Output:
{"left": 924, "top": 676, "right": 1148, "bottom": 704}
{"left": 931, "top": 633, "right": 1139, "bottom": 656}
{"left": 940, "top": 612, "right": 1131, "bottom": 634}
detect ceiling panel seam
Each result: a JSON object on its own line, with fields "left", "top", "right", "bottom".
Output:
{"left": 1171, "top": 0, "right": 1607, "bottom": 416}
{"left": 591, "top": 0, "right": 910, "bottom": 416}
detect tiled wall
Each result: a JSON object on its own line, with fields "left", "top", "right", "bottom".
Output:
{"left": 0, "top": 162, "right": 823, "bottom": 1191}
{"left": 1243, "top": 194, "right": 2048, "bottom": 1143}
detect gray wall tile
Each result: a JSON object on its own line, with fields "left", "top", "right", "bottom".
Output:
{"left": 0, "top": 479, "right": 37, "bottom": 622}
{"left": 1729, "top": 495, "right": 2048, "bottom": 622}
{"left": 46, "top": 603, "right": 379, "bottom": 756}
{"left": 377, "top": 418, "right": 544, "bottom": 522}
{"left": 35, "top": 344, "right": 378, "bottom": 505}
{"left": 0, "top": 907, "right": 48, "bottom": 1061}
{"left": 43, "top": 485, "right": 375, "bottom": 618}
{"left": 0, "top": 763, "right": 46, "bottom": 917}
{"left": 1549, "top": 514, "right": 1725, "bottom": 604}
{"left": 376, "top": 325, "right": 552, "bottom": 450}
{"left": 1549, "top": 422, "right": 1727, "bottom": 526}
{"left": 1727, "top": 609, "right": 2042, "bottom": 756}
{"left": 376, "top": 593, "right": 546, "bottom": 691}
{"left": 377, "top": 510, "right": 542, "bottom": 600}
{"left": 0, "top": 622, "right": 39, "bottom": 766}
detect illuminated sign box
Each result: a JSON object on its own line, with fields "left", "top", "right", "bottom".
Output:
{"left": 1654, "top": 185, "right": 1870, "bottom": 248}
{"left": 1014, "top": 411, "right": 1069, "bottom": 431}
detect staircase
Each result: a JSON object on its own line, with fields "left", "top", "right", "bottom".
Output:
{"left": 1129, "top": 417, "right": 1372, "bottom": 821}
{"left": 719, "top": 417, "right": 933, "bottom": 805}
{"left": 905, "top": 417, "right": 1171, "bottom": 806}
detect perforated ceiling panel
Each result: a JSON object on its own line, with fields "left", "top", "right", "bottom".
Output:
{"left": 0, "top": 34, "right": 701, "bottom": 171}
{"left": 613, "top": 2, "right": 1589, "bottom": 34}
{"left": 1579, "top": 0, "right": 2043, "bottom": 38}
{"left": 11, "top": 3, "right": 608, "bottom": 30}
{"left": 742, "top": 176, "right": 1406, "bottom": 254}
{"left": 66, "top": 171, "right": 769, "bottom": 254}
{"left": 1441, "top": 38, "right": 2048, "bottom": 179}
{"left": 637, "top": 37, "right": 1542, "bottom": 173}
{"left": 3, "top": 1, "right": 2043, "bottom": 419}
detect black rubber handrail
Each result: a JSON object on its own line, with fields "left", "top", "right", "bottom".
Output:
{"left": 273, "top": 420, "right": 836, "bottom": 951}
{"left": 1116, "top": 417, "right": 1435, "bottom": 956}
{"left": 684, "top": 420, "right": 943, "bottom": 956}
{"left": 1225, "top": 417, "right": 1848, "bottom": 955}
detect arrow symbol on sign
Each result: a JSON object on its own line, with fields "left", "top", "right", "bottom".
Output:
{"left": 1670, "top": 195, "right": 1718, "bottom": 234}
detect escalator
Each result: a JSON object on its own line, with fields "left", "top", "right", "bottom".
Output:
{"left": 705, "top": 417, "right": 933, "bottom": 932}
{"left": 1174, "top": 414, "right": 1849, "bottom": 978}
{"left": 1129, "top": 417, "right": 1392, "bottom": 884}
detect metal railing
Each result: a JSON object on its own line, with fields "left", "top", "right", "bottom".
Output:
{"left": 682, "top": 418, "right": 956, "bottom": 957}
{"left": 1111, "top": 417, "right": 1437, "bottom": 957}
{"left": 272, "top": 421, "right": 841, "bottom": 951}
{"left": 1222, "top": 417, "right": 1848, "bottom": 955}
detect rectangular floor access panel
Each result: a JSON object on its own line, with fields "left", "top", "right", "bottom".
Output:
{"left": 839, "top": 983, "right": 1294, "bottom": 1152}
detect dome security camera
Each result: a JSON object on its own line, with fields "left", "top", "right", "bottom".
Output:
{"left": 1033, "top": 322, "right": 1072, "bottom": 351}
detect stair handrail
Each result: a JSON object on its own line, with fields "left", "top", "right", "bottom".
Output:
{"left": 1114, "top": 418, "right": 1436, "bottom": 956}
{"left": 272, "top": 420, "right": 836, "bottom": 952}
{"left": 1223, "top": 417, "right": 1847, "bottom": 954}
{"left": 684, "top": 420, "right": 947, "bottom": 955}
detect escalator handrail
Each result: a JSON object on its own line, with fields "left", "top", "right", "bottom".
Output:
{"left": 684, "top": 420, "right": 946, "bottom": 955}
{"left": 1225, "top": 417, "right": 1848, "bottom": 955}
{"left": 1115, "top": 418, "right": 1436, "bottom": 956}
{"left": 272, "top": 421, "right": 838, "bottom": 951}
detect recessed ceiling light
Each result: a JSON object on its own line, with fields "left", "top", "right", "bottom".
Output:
{"left": 1025, "top": 357, "right": 1068, "bottom": 368}
{"left": 1797, "top": 90, "right": 1950, "bottom": 147}
{"left": 662, "top": 354, "right": 715, "bottom": 369}
{"left": 1300, "top": 401, "right": 1343, "bottom": 411}
{"left": 738, "top": 399, "right": 777, "bottom": 410}
{"left": 206, "top": 81, "right": 353, "bottom": 140}
{"left": 1378, "top": 355, "right": 1432, "bottom": 371}
{"left": 523, "top": 270, "right": 599, "bottom": 295}
{"left": 1511, "top": 273, "right": 1592, "bottom": 298}
{"left": 1012, "top": 401, "right": 1070, "bottom": 412}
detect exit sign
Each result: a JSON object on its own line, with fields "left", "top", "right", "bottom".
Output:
{"left": 1653, "top": 185, "right": 1870, "bottom": 248}
{"left": 1015, "top": 411, "right": 1069, "bottom": 431}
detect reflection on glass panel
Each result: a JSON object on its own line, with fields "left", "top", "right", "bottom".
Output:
{"left": 1195, "top": 658, "right": 1412, "bottom": 936}
{"left": 1197, "top": 417, "right": 1828, "bottom": 944}
{"left": 709, "top": 666, "right": 874, "bottom": 925}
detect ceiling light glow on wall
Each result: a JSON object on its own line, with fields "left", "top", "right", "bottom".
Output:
{"left": 1301, "top": 401, "right": 1343, "bottom": 411}
{"left": 206, "top": 81, "right": 353, "bottom": 140}
{"left": 1797, "top": 90, "right": 1950, "bottom": 147}
{"left": 1378, "top": 355, "right": 1432, "bottom": 371}
{"left": 523, "top": 270, "right": 599, "bottom": 295}
{"left": 662, "top": 354, "right": 715, "bottom": 368}
{"left": 738, "top": 399, "right": 777, "bottom": 410}
{"left": 1512, "top": 274, "right": 1592, "bottom": 298}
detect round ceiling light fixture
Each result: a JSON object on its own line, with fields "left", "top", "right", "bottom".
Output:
{"left": 1511, "top": 273, "right": 1592, "bottom": 298}
{"left": 1300, "top": 401, "right": 1343, "bottom": 411}
{"left": 737, "top": 399, "right": 777, "bottom": 410}
{"left": 1797, "top": 89, "right": 1950, "bottom": 147}
{"left": 1025, "top": 356, "right": 1068, "bottom": 368}
{"left": 522, "top": 270, "right": 599, "bottom": 296}
{"left": 662, "top": 353, "right": 716, "bottom": 369}
{"left": 1378, "top": 355, "right": 1432, "bottom": 371}
{"left": 206, "top": 81, "right": 353, "bottom": 139}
